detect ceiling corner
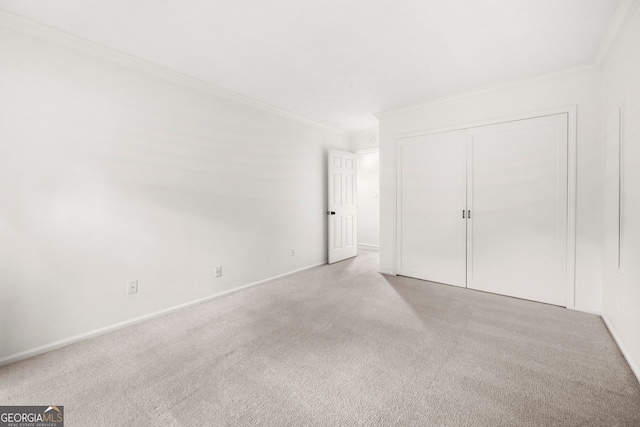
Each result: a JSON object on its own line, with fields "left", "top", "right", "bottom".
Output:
{"left": 593, "top": 0, "right": 640, "bottom": 66}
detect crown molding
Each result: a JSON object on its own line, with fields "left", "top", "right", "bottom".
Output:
{"left": 376, "top": 0, "right": 640, "bottom": 121}
{"left": 594, "top": 0, "right": 640, "bottom": 66}
{"left": 0, "top": 9, "right": 348, "bottom": 136}
{"left": 375, "top": 62, "right": 600, "bottom": 120}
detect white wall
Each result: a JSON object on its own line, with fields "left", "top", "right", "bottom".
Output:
{"left": 0, "top": 26, "right": 349, "bottom": 362}
{"left": 377, "top": 69, "right": 604, "bottom": 313}
{"left": 350, "top": 128, "right": 379, "bottom": 152}
{"left": 601, "top": 5, "right": 640, "bottom": 379}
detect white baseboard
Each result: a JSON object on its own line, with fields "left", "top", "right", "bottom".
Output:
{"left": 602, "top": 314, "right": 640, "bottom": 384}
{"left": 0, "top": 261, "right": 327, "bottom": 367}
{"left": 358, "top": 243, "right": 380, "bottom": 248}
{"left": 572, "top": 306, "right": 601, "bottom": 316}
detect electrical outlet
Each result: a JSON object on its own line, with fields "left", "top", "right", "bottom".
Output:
{"left": 215, "top": 266, "right": 222, "bottom": 278}
{"left": 291, "top": 247, "right": 295, "bottom": 256}
{"left": 128, "top": 280, "right": 138, "bottom": 295}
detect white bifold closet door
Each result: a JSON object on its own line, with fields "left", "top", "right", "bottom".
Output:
{"left": 398, "top": 130, "right": 467, "bottom": 287}
{"left": 397, "top": 113, "right": 568, "bottom": 306}
{"left": 466, "top": 115, "right": 568, "bottom": 305}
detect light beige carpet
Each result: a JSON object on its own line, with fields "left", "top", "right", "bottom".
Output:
{"left": 1, "top": 247, "right": 639, "bottom": 426}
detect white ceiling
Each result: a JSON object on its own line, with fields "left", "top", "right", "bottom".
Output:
{"left": 0, "top": 0, "right": 623, "bottom": 132}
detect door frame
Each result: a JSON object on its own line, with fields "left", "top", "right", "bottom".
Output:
{"left": 355, "top": 148, "right": 380, "bottom": 249}
{"left": 394, "top": 105, "right": 577, "bottom": 309}
{"left": 327, "top": 149, "right": 358, "bottom": 264}
{"left": 396, "top": 130, "right": 468, "bottom": 287}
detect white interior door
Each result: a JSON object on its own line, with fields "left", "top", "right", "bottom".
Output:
{"left": 466, "top": 114, "right": 568, "bottom": 306}
{"left": 328, "top": 150, "right": 358, "bottom": 264}
{"left": 397, "top": 130, "right": 467, "bottom": 286}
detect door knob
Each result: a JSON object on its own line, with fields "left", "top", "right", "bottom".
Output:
{"left": 327, "top": 211, "right": 336, "bottom": 215}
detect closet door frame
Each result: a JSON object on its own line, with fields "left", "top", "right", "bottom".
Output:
{"left": 396, "top": 130, "right": 468, "bottom": 287}
{"left": 394, "top": 105, "right": 577, "bottom": 309}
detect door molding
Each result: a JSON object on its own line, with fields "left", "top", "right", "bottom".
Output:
{"left": 394, "top": 105, "right": 577, "bottom": 309}
{"left": 396, "top": 130, "right": 467, "bottom": 287}
{"left": 328, "top": 149, "right": 358, "bottom": 264}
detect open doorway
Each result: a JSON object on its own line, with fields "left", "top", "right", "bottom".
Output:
{"left": 357, "top": 150, "right": 379, "bottom": 248}
{"left": 352, "top": 129, "right": 379, "bottom": 250}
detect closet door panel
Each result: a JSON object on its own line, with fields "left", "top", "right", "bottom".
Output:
{"left": 397, "top": 131, "right": 467, "bottom": 287}
{"left": 467, "top": 114, "right": 568, "bottom": 306}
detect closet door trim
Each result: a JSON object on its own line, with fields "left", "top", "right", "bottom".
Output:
{"left": 394, "top": 105, "right": 577, "bottom": 309}
{"left": 396, "top": 130, "right": 467, "bottom": 287}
